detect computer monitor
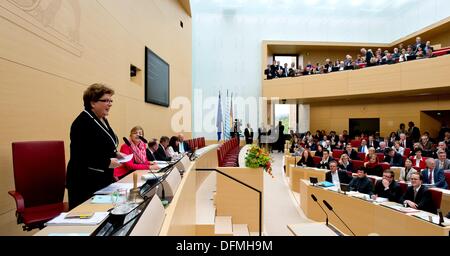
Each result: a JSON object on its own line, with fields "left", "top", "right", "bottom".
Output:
{"left": 309, "top": 177, "right": 318, "bottom": 185}
{"left": 340, "top": 183, "right": 349, "bottom": 192}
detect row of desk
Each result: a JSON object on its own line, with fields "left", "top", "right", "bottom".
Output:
{"left": 36, "top": 144, "right": 219, "bottom": 236}
{"left": 284, "top": 155, "right": 450, "bottom": 236}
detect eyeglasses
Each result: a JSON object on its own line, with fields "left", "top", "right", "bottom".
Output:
{"left": 98, "top": 99, "right": 113, "bottom": 103}
{"left": 383, "top": 175, "right": 392, "bottom": 179}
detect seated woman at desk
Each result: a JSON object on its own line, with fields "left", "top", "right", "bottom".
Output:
{"left": 166, "top": 136, "right": 181, "bottom": 159}
{"left": 114, "top": 126, "right": 159, "bottom": 180}
{"left": 297, "top": 149, "right": 315, "bottom": 167}
{"left": 338, "top": 153, "right": 353, "bottom": 172}
{"left": 363, "top": 154, "right": 383, "bottom": 177}
{"left": 399, "top": 158, "right": 418, "bottom": 182}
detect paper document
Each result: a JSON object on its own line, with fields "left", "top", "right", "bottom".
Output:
{"left": 141, "top": 172, "right": 164, "bottom": 181}
{"left": 411, "top": 212, "right": 450, "bottom": 226}
{"left": 94, "top": 183, "right": 138, "bottom": 195}
{"left": 91, "top": 195, "right": 125, "bottom": 204}
{"left": 118, "top": 154, "right": 133, "bottom": 163}
{"left": 46, "top": 212, "right": 109, "bottom": 226}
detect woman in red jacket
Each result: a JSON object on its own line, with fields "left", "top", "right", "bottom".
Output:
{"left": 114, "top": 126, "right": 159, "bottom": 180}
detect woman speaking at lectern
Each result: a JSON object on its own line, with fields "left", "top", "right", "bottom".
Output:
{"left": 66, "top": 83, "right": 122, "bottom": 210}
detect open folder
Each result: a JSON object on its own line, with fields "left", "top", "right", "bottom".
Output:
{"left": 45, "top": 212, "right": 109, "bottom": 226}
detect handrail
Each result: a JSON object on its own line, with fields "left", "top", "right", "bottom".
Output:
{"left": 196, "top": 168, "right": 262, "bottom": 236}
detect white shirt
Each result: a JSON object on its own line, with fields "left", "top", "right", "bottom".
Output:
{"left": 330, "top": 171, "right": 340, "bottom": 186}
{"left": 179, "top": 142, "right": 185, "bottom": 153}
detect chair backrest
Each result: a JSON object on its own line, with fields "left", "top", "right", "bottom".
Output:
{"left": 350, "top": 140, "right": 361, "bottom": 148}
{"left": 404, "top": 148, "right": 411, "bottom": 157}
{"left": 444, "top": 171, "right": 450, "bottom": 189}
{"left": 398, "top": 182, "right": 408, "bottom": 194}
{"left": 376, "top": 153, "right": 384, "bottom": 162}
{"left": 429, "top": 189, "right": 442, "bottom": 210}
{"left": 380, "top": 163, "right": 390, "bottom": 171}
{"left": 313, "top": 156, "right": 321, "bottom": 166}
{"left": 357, "top": 152, "right": 366, "bottom": 161}
{"left": 351, "top": 160, "right": 364, "bottom": 172}
{"left": 12, "top": 141, "right": 66, "bottom": 208}
{"left": 332, "top": 150, "right": 344, "bottom": 159}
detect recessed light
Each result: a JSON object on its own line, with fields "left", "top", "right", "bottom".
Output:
{"left": 437, "top": 112, "right": 441, "bottom": 116}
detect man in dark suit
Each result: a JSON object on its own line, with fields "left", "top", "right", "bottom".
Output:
{"left": 326, "top": 161, "right": 351, "bottom": 185}
{"left": 345, "top": 143, "right": 359, "bottom": 160}
{"left": 413, "top": 37, "right": 426, "bottom": 54}
{"left": 400, "top": 172, "right": 436, "bottom": 214}
{"left": 398, "top": 133, "right": 412, "bottom": 151}
{"left": 367, "top": 135, "right": 379, "bottom": 149}
{"left": 407, "top": 121, "right": 421, "bottom": 143}
{"left": 264, "top": 64, "right": 273, "bottom": 80}
{"left": 422, "top": 158, "right": 448, "bottom": 189}
{"left": 383, "top": 148, "right": 403, "bottom": 167}
{"left": 276, "top": 121, "right": 285, "bottom": 153}
{"left": 348, "top": 169, "right": 373, "bottom": 195}
{"left": 154, "top": 136, "right": 171, "bottom": 161}
{"left": 317, "top": 150, "right": 334, "bottom": 170}
{"left": 177, "top": 133, "right": 191, "bottom": 153}
{"left": 244, "top": 123, "right": 254, "bottom": 145}
{"left": 146, "top": 138, "right": 158, "bottom": 161}
{"left": 373, "top": 170, "right": 402, "bottom": 202}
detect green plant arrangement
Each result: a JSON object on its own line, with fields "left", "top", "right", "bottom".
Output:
{"left": 245, "top": 145, "right": 273, "bottom": 177}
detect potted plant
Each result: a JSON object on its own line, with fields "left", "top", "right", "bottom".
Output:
{"left": 245, "top": 145, "right": 273, "bottom": 177}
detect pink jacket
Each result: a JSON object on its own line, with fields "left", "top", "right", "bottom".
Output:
{"left": 114, "top": 143, "right": 150, "bottom": 178}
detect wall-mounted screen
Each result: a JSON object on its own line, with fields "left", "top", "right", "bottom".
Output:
{"left": 145, "top": 47, "right": 169, "bottom": 107}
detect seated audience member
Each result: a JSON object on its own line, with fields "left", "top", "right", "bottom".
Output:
{"left": 317, "top": 149, "right": 334, "bottom": 170}
{"left": 297, "top": 149, "right": 315, "bottom": 167}
{"left": 166, "top": 136, "right": 180, "bottom": 159}
{"left": 388, "top": 132, "right": 397, "bottom": 147}
{"left": 416, "top": 47, "right": 424, "bottom": 58}
{"left": 384, "top": 148, "right": 403, "bottom": 167}
{"left": 345, "top": 143, "right": 359, "bottom": 160}
{"left": 177, "top": 133, "right": 191, "bottom": 154}
{"left": 392, "top": 141, "right": 405, "bottom": 156}
{"left": 334, "top": 141, "right": 344, "bottom": 150}
{"left": 425, "top": 48, "right": 433, "bottom": 58}
{"left": 392, "top": 48, "right": 400, "bottom": 61}
{"left": 288, "top": 62, "right": 296, "bottom": 77}
{"left": 348, "top": 169, "right": 373, "bottom": 195}
{"left": 364, "top": 147, "right": 377, "bottom": 162}
{"left": 155, "top": 136, "right": 171, "bottom": 161}
{"left": 363, "top": 154, "right": 383, "bottom": 177}
{"left": 411, "top": 148, "right": 426, "bottom": 170}
{"left": 114, "top": 126, "right": 159, "bottom": 179}
{"left": 358, "top": 139, "right": 368, "bottom": 154}
{"left": 146, "top": 138, "right": 158, "bottom": 161}
{"left": 420, "top": 135, "right": 434, "bottom": 156}
{"left": 367, "top": 135, "right": 379, "bottom": 149}
{"left": 376, "top": 141, "right": 389, "bottom": 155}
{"left": 424, "top": 41, "right": 433, "bottom": 53}
{"left": 338, "top": 153, "right": 353, "bottom": 172}
{"left": 422, "top": 158, "right": 448, "bottom": 189}
{"left": 399, "top": 158, "right": 418, "bottom": 182}
{"left": 372, "top": 170, "right": 402, "bottom": 202}
{"left": 306, "top": 138, "right": 317, "bottom": 151}
{"left": 433, "top": 142, "right": 450, "bottom": 159}
{"left": 398, "top": 133, "right": 411, "bottom": 150}
{"left": 315, "top": 144, "right": 324, "bottom": 158}
{"left": 326, "top": 161, "right": 351, "bottom": 186}
{"left": 400, "top": 172, "right": 436, "bottom": 214}
{"left": 435, "top": 149, "right": 450, "bottom": 170}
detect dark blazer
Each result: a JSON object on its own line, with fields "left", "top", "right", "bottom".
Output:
{"left": 408, "top": 126, "right": 421, "bottom": 142}
{"left": 338, "top": 162, "right": 353, "bottom": 172}
{"left": 297, "top": 156, "right": 315, "bottom": 167}
{"left": 364, "top": 164, "right": 383, "bottom": 177}
{"left": 317, "top": 157, "right": 334, "bottom": 170}
{"left": 421, "top": 168, "right": 448, "bottom": 189}
{"left": 367, "top": 140, "right": 379, "bottom": 149}
{"left": 326, "top": 170, "right": 351, "bottom": 184}
{"left": 345, "top": 149, "right": 359, "bottom": 161}
{"left": 146, "top": 148, "right": 156, "bottom": 161}
{"left": 244, "top": 128, "right": 254, "bottom": 144}
{"left": 348, "top": 176, "right": 373, "bottom": 195}
{"left": 384, "top": 153, "right": 403, "bottom": 167}
{"left": 154, "top": 144, "right": 171, "bottom": 161}
{"left": 66, "top": 110, "right": 118, "bottom": 209}
{"left": 374, "top": 180, "right": 402, "bottom": 202}
{"left": 400, "top": 185, "right": 436, "bottom": 214}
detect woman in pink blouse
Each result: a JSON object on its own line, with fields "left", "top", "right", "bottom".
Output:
{"left": 114, "top": 126, "right": 159, "bottom": 180}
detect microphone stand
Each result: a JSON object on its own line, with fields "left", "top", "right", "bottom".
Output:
{"left": 323, "top": 200, "right": 355, "bottom": 236}
{"left": 311, "top": 194, "right": 328, "bottom": 225}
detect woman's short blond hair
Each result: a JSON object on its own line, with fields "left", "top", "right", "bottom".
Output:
{"left": 130, "top": 126, "right": 144, "bottom": 137}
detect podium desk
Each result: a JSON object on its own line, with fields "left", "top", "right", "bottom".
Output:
{"left": 300, "top": 179, "right": 450, "bottom": 236}
{"left": 289, "top": 166, "right": 327, "bottom": 193}
{"left": 287, "top": 222, "right": 343, "bottom": 236}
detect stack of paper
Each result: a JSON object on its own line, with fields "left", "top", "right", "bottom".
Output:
{"left": 45, "top": 212, "right": 109, "bottom": 226}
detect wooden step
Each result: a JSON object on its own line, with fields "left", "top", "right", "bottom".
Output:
{"left": 214, "top": 216, "right": 233, "bottom": 236}
{"left": 232, "top": 224, "right": 250, "bottom": 236}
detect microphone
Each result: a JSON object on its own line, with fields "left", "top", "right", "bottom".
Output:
{"left": 311, "top": 194, "right": 328, "bottom": 226}
{"left": 138, "top": 135, "right": 148, "bottom": 144}
{"left": 323, "top": 200, "right": 355, "bottom": 236}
